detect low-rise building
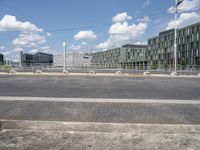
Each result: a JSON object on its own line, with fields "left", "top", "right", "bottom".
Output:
{"left": 0, "top": 53, "right": 4, "bottom": 65}
{"left": 34, "top": 52, "right": 53, "bottom": 64}
{"left": 20, "top": 51, "right": 53, "bottom": 67}
{"left": 53, "top": 52, "right": 92, "bottom": 68}
{"left": 148, "top": 22, "right": 200, "bottom": 69}
{"left": 92, "top": 44, "right": 148, "bottom": 69}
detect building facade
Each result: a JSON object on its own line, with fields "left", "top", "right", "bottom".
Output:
{"left": 20, "top": 51, "right": 53, "bottom": 67}
{"left": 0, "top": 53, "right": 4, "bottom": 65}
{"left": 34, "top": 52, "right": 53, "bottom": 64}
{"left": 92, "top": 44, "right": 148, "bottom": 69}
{"left": 148, "top": 22, "right": 200, "bottom": 69}
{"left": 53, "top": 52, "right": 92, "bottom": 68}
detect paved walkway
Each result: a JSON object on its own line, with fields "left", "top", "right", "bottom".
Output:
{"left": 1, "top": 120, "right": 200, "bottom": 150}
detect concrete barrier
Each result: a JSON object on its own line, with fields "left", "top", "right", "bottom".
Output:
{"left": 116, "top": 71, "right": 122, "bottom": 75}
{"left": 62, "top": 70, "right": 69, "bottom": 74}
{"left": 35, "top": 69, "right": 42, "bottom": 74}
{"left": 89, "top": 70, "right": 96, "bottom": 75}
{"left": 9, "top": 69, "right": 17, "bottom": 74}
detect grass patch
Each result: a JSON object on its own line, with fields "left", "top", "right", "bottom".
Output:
{"left": 0, "top": 65, "right": 12, "bottom": 69}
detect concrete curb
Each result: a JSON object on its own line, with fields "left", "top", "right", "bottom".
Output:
{"left": 0, "top": 72, "right": 200, "bottom": 78}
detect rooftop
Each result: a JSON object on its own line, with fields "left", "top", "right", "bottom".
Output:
{"left": 122, "top": 44, "right": 147, "bottom": 48}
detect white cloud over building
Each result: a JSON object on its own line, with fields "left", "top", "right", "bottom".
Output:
{"left": 97, "top": 12, "right": 148, "bottom": 49}
{"left": 74, "top": 30, "right": 97, "bottom": 41}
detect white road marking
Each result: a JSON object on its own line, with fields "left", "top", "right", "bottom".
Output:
{"left": 0, "top": 96, "right": 200, "bottom": 104}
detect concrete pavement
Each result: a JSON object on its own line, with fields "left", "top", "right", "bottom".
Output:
{"left": 1, "top": 120, "right": 200, "bottom": 150}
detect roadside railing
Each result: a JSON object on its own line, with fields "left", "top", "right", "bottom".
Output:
{"left": 1, "top": 63, "right": 200, "bottom": 74}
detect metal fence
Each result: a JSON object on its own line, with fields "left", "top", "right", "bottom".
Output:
{"left": 3, "top": 63, "right": 200, "bottom": 73}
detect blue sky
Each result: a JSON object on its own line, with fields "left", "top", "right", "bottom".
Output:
{"left": 0, "top": 0, "right": 200, "bottom": 60}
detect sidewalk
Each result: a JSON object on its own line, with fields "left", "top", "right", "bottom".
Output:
{"left": 1, "top": 120, "right": 200, "bottom": 150}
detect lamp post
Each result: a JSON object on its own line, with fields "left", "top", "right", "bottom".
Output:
{"left": 174, "top": 0, "right": 178, "bottom": 73}
{"left": 63, "top": 42, "right": 67, "bottom": 73}
{"left": 19, "top": 51, "right": 22, "bottom": 68}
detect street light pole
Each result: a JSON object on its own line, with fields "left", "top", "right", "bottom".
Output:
{"left": 19, "top": 51, "right": 22, "bottom": 68}
{"left": 63, "top": 42, "right": 67, "bottom": 73}
{"left": 174, "top": 0, "right": 178, "bottom": 73}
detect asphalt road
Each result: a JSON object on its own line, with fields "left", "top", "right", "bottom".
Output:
{"left": 0, "top": 75, "right": 199, "bottom": 99}
{"left": 0, "top": 99, "right": 200, "bottom": 124}
{"left": 1, "top": 75, "right": 200, "bottom": 149}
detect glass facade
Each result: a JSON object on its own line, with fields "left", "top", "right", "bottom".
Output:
{"left": 0, "top": 53, "right": 4, "bottom": 65}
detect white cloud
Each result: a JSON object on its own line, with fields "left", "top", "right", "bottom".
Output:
{"left": 2, "top": 51, "right": 11, "bottom": 56}
{"left": 0, "top": 15, "right": 42, "bottom": 32}
{"left": 13, "top": 47, "right": 23, "bottom": 52}
{"left": 167, "top": 7, "right": 176, "bottom": 14}
{"left": 137, "top": 16, "right": 151, "bottom": 22}
{"left": 81, "top": 41, "right": 87, "bottom": 45}
{"left": 97, "top": 21, "right": 148, "bottom": 49}
{"left": 0, "top": 15, "right": 51, "bottom": 58}
{"left": 29, "top": 49, "right": 39, "bottom": 54}
{"left": 166, "top": 12, "right": 200, "bottom": 30}
{"left": 41, "top": 46, "right": 51, "bottom": 53}
{"left": 112, "top": 12, "right": 132, "bottom": 23}
{"left": 97, "top": 12, "right": 149, "bottom": 49}
{"left": 12, "top": 33, "right": 46, "bottom": 46}
{"left": 168, "top": 0, "right": 200, "bottom": 13}
{"left": 134, "top": 41, "right": 147, "bottom": 45}
{"left": 69, "top": 45, "right": 82, "bottom": 50}
{"left": 178, "top": 0, "right": 200, "bottom": 11}
{"left": 143, "top": 0, "right": 152, "bottom": 8}
{"left": 0, "top": 46, "right": 5, "bottom": 50}
{"left": 10, "top": 32, "right": 50, "bottom": 56}
{"left": 74, "top": 30, "right": 97, "bottom": 41}
{"left": 46, "top": 32, "right": 52, "bottom": 37}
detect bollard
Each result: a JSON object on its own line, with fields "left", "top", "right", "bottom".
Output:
{"left": 143, "top": 71, "right": 150, "bottom": 76}
{"left": 116, "top": 71, "right": 122, "bottom": 75}
{"left": 89, "top": 70, "right": 96, "bottom": 75}
{"left": 35, "top": 69, "right": 42, "bottom": 74}
{"left": 63, "top": 70, "right": 69, "bottom": 74}
{"left": 170, "top": 71, "right": 178, "bottom": 76}
{"left": 9, "top": 69, "right": 17, "bottom": 74}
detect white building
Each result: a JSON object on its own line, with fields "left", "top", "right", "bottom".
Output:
{"left": 53, "top": 52, "right": 92, "bottom": 68}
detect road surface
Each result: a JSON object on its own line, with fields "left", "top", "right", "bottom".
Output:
{"left": 0, "top": 75, "right": 199, "bottom": 99}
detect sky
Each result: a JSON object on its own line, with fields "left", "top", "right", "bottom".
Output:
{"left": 0, "top": 0, "right": 200, "bottom": 61}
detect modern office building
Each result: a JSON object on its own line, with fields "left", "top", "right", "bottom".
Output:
{"left": 20, "top": 51, "right": 53, "bottom": 67}
{"left": 148, "top": 22, "right": 200, "bottom": 69}
{"left": 0, "top": 53, "right": 4, "bottom": 65}
{"left": 34, "top": 52, "right": 53, "bottom": 64}
{"left": 53, "top": 52, "right": 92, "bottom": 68}
{"left": 92, "top": 44, "right": 148, "bottom": 69}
